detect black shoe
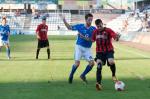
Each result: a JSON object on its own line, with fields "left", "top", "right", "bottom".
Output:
{"left": 68, "top": 76, "right": 73, "bottom": 84}
{"left": 48, "top": 55, "right": 51, "bottom": 59}
{"left": 96, "top": 83, "right": 102, "bottom": 91}
{"left": 80, "top": 75, "right": 88, "bottom": 84}
{"left": 48, "top": 56, "right": 50, "bottom": 59}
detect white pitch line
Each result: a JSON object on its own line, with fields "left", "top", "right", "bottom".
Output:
{"left": 130, "top": 71, "right": 145, "bottom": 80}
{"left": 115, "top": 45, "right": 147, "bottom": 80}
{"left": 114, "top": 45, "right": 150, "bottom": 58}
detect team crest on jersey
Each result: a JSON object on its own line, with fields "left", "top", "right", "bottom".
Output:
{"left": 96, "top": 35, "right": 108, "bottom": 39}
{"left": 41, "top": 29, "right": 47, "bottom": 32}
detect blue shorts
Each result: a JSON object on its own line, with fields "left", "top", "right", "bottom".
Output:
{"left": 95, "top": 51, "right": 114, "bottom": 66}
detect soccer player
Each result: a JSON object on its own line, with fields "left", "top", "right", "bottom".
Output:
{"left": 92, "top": 19, "right": 120, "bottom": 90}
{"left": 0, "top": 16, "right": 11, "bottom": 59}
{"left": 60, "top": 13, "right": 96, "bottom": 84}
{"left": 36, "top": 17, "right": 50, "bottom": 59}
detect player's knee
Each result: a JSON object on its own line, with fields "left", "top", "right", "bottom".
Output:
{"left": 89, "top": 60, "right": 94, "bottom": 67}
{"left": 5, "top": 45, "right": 9, "bottom": 48}
{"left": 96, "top": 59, "right": 102, "bottom": 69}
{"left": 96, "top": 59, "right": 102, "bottom": 64}
{"left": 75, "top": 61, "right": 80, "bottom": 67}
{"left": 108, "top": 58, "right": 115, "bottom": 65}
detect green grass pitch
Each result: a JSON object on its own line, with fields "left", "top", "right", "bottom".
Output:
{"left": 0, "top": 35, "right": 150, "bottom": 99}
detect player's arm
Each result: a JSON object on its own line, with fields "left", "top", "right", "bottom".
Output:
{"left": 115, "top": 33, "right": 121, "bottom": 41}
{"left": 78, "top": 32, "right": 93, "bottom": 41}
{"left": 109, "top": 28, "right": 121, "bottom": 41}
{"left": 59, "top": 14, "right": 72, "bottom": 30}
{"left": 80, "top": 30, "right": 96, "bottom": 42}
{"left": 7, "top": 25, "right": 10, "bottom": 38}
{"left": 36, "top": 31, "right": 41, "bottom": 40}
{"left": 36, "top": 25, "right": 41, "bottom": 40}
{"left": 78, "top": 29, "right": 97, "bottom": 42}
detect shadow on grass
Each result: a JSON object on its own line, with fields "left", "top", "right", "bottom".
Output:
{"left": 1, "top": 57, "right": 150, "bottom": 61}
{"left": 0, "top": 57, "right": 74, "bottom": 61}
{"left": 115, "top": 57, "right": 150, "bottom": 60}
{"left": 0, "top": 78, "right": 150, "bottom": 99}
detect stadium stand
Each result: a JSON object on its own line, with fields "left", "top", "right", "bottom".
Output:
{"left": 0, "top": 12, "right": 71, "bottom": 35}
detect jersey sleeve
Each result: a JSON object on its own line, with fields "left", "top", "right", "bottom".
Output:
{"left": 92, "top": 29, "right": 97, "bottom": 42}
{"left": 108, "top": 28, "right": 117, "bottom": 40}
{"left": 71, "top": 24, "right": 80, "bottom": 31}
{"left": 36, "top": 25, "right": 40, "bottom": 33}
{"left": 7, "top": 25, "right": 10, "bottom": 33}
{"left": 47, "top": 25, "right": 48, "bottom": 31}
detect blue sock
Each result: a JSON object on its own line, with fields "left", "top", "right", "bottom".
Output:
{"left": 6, "top": 48, "right": 10, "bottom": 58}
{"left": 81, "top": 65, "right": 93, "bottom": 77}
{"left": 69, "top": 64, "right": 78, "bottom": 77}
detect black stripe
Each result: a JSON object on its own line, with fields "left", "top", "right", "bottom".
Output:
{"left": 97, "top": 31, "right": 101, "bottom": 52}
{"left": 99, "top": 31, "right": 103, "bottom": 52}
{"left": 104, "top": 31, "right": 108, "bottom": 52}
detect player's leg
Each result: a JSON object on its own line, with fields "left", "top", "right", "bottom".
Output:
{"left": 36, "top": 40, "right": 41, "bottom": 59}
{"left": 0, "top": 40, "right": 3, "bottom": 52}
{"left": 68, "top": 45, "right": 81, "bottom": 84}
{"left": 5, "top": 43, "right": 10, "bottom": 59}
{"left": 36, "top": 48, "right": 40, "bottom": 59}
{"left": 0, "top": 46, "right": 2, "bottom": 53}
{"left": 47, "top": 47, "right": 50, "bottom": 59}
{"left": 95, "top": 52, "right": 104, "bottom": 90}
{"left": 80, "top": 48, "right": 94, "bottom": 83}
{"left": 68, "top": 60, "right": 80, "bottom": 84}
{"left": 80, "top": 60, "right": 94, "bottom": 83}
{"left": 96, "top": 59, "right": 103, "bottom": 90}
{"left": 46, "top": 40, "right": 50, "bottom": 59}
{"left": 107, "top": 51, "right": 118, "bottom": 82}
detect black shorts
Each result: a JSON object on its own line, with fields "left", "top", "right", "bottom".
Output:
{"left": 95, "top": 51, "right": 114, "bottom": 66}
{"left": 37, "top": 39, "right": 49, "bottom": 48}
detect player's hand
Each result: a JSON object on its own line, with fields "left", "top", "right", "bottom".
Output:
{"left": 78, "top": 33, "right": 91, "bottom": 41}
{"left": 37, "top": 35, "right": 41, "bottom": 40}
{"left": 78, "top": 33, "right": 84, "bottom": 38}
{"left": 84, "top": 37, "right": 91, "bottom": 41}
{"left": 115, "top": 33, "right": 121, "bottom": 41}
{"left": 59, "top": 13, "right": 65, "bottom": 21}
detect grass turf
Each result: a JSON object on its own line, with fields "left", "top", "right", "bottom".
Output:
{"left": 0, "top": 35, "right": 150, "bottom": 99}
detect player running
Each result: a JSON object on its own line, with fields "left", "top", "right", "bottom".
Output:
{"left": 92, "top": 19, "right": 120, "bottom": 90}
{"left": 60, "top": 13, "right": 96, "bottom": 84}
{"left": 0, "top": 16, "right": 11, "bottom": 59}
{"left": 36, "top": 17, "right": 50, "bottom": 59}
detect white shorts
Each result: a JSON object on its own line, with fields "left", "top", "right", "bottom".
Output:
{"left": 74, "top": 45, "right": 93, "bottom": 61}
{"left": 0, "top": 40, "right": 9, "bottom": 46}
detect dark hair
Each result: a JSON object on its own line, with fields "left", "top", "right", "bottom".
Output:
{"left": 85, "top": 13, "right": 93, "bottom": 20}
{"left": 2, "top": 16, "right": 6, "bottom": 20}
{"left": 42, "top": 16, "right": 46, "bottom": 21}
{"left": 95, "top": 19, "right": 103, "bottom": 25}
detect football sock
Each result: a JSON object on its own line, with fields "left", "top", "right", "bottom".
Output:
{"left": 110, "top": 64, "right": 116, "bottom": 76}
{"left": 6, "top": 48, "right": 10, "bottom": 58}
{"left": 97, "top": 63, "right": 102, "bottom": 84}
{"left": 69, "top": 64, "right": 78, "bottom": 77}
{"left": 47, "top": 48, "right": 50, "bottom": 59}
{"left": 36, "top": 49, "right": 40, "bottom": 59}
{"left": 81, "top": 65, "right": 93, "bottom": 77}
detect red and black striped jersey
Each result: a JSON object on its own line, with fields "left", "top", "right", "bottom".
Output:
{"left": 36, "top": 24, "right": 48, "bottom": 40}
{"left": 92, "top": 27, "right": 117, "bottom": 52}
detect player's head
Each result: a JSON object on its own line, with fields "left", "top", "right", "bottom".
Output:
{"left": 85, "top": 13, "right": 93, "bottom": 26}
{"left": 1, "top": 16, "right": 7, "bottom": 25}
{"left": 95, "top": 19, "right": 103, "bottom": 30}
{"left": 42, "top": 17, "right": 46, "bottom": 25}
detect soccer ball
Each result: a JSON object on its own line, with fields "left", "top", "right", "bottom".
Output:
{"left": 115, "top": 81, "right": 125, "bottom": 91}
